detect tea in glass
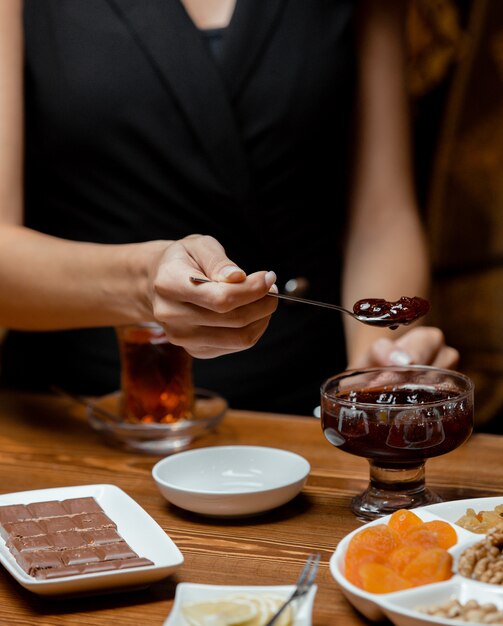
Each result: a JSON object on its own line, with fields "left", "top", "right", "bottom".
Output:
{"left": 116, "top": 323, "right": 194, "bottom": 424}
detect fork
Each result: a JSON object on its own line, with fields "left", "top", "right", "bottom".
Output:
{"left": 264, "top": 553, "right": 320, "bottom": 626}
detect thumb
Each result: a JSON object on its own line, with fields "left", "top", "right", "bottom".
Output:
{"left": 213, "top": 264, "right": 246, "bottom": 283}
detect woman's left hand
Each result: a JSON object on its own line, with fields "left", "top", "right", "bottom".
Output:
{"left": 348, "top": 326, "right": 460, "bottom": 370}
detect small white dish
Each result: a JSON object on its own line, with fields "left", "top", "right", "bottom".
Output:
{"left": 329, "top": 496, "right": 503, "bottom": 624}
{"left": 163, "top": 582, "right": 318, "bottom": 626}
{"left": 0, "top": 484, "right": 184, "bottom": 595}
{"left": 152, "top": 445, "right": 310, "bottom": 517}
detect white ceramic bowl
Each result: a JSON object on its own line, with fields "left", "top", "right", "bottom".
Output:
{"left": 329, "top": 496, "right": 503, "bottom": 625}
{"left": 152, "top": 445, "right": 310, "bottom": 517}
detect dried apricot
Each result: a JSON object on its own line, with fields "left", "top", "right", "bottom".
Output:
{"left": 359, "top": 562, "right": 413, "bottom": 593}
{"left": 386, "top": 545, "right": 422, "bottom": 576}
{"left": 344, "top": 545, "right": 383, "bottom": 587}
{"left": 420, "top": 520, "right": 457, "bottom": 550}
{"left": 346, "top": 524, "right": 403, "bottom": 555}
{"left": 402, "top": 525, "right": 439, "bottom": 550}
{"left": 402, "top": 547, "right": 453, "bottom": 586}
{"left": 344, "top": 524, "right": 404, "bottom": 589}
{"left": 388, "top": 509, "right": 423, "bottom": 535}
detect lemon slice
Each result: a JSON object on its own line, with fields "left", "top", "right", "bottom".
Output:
{"left": 262, "top": 595, "right": 294, "bottom": 626}
{"left": 235, "top": 594, "right": 270, "bottom": 626}
{"left": 181, "top": 592, "right": 295, "bottom": 626}
{"left": 182, "top": 599, "right": 257, "bottom": 626}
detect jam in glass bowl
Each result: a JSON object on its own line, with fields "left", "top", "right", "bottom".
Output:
{"left": 320, "top": 365, "right": 474, "bottom": 521}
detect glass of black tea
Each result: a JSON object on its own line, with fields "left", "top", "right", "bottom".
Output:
{"left": 116, "top": 323, "right": 194, "bottom": 424}
{"left": 320, "top": 365, "right": 474, "bottom": 521}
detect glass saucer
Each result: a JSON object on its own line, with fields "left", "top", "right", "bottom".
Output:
{"left": 87, "top": 389, "right": 227, "bottom": 455}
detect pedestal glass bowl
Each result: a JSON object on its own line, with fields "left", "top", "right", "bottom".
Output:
{"left": 320, "top": 365, "right": 474, "bottom": 521}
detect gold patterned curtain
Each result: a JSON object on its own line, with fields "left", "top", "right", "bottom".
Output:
{"left": 408, "top": 0, "right": 503, "bottom": 431}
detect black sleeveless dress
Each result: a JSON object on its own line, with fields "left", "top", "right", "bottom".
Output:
{"left": 1, "top": 0, "right": 356, "bottom": 416}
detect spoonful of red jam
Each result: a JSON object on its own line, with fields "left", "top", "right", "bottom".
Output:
{"left": 352, "top": 296, "right": 430, "bottom": 330}
{"left": 189, "top": 277, "right": 430, "bottom": 329}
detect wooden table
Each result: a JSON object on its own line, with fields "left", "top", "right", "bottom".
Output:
{"left": 0, "top": 391, "right": 501, "bottom": 625}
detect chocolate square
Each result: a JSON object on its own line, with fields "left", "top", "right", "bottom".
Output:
{"left": 60, "top": 547, "right": 101, "bottom": 566}
{"left": 62, "top": 497, "right": 104, "bottom": 515}
{"left": 97, "top": 541, "right": 137, "bottom": 561}
{"left": 80, "top": 561, "right": 118, "bottom": 574}
{"left": 14, "top": 549, "right": 64, "bottom": 575}
{"left": 73, "top": 512, "right": 116, "bottom": 531}
{"left": 35, "top": 565, "right": 82, "bottom": 580}
{"left": 82, "top": 528, "right": 122, "bottom": 545}
{"left": 40, "top": 516, "right": 79, "bottom": 534}
{"left": 2, "top": 520, "right": 45, "bottom": 540}
{"left": 27, "top": 500, "right": 67, "bottom": 519}
{"left": 6, "top": 534, "right": 54, "bottom": 556}
{"left": 50, "top": 530, "right": 87, "bottom": 550}
{"left": 0, "top": 504, "right": 32, "bottom": 524}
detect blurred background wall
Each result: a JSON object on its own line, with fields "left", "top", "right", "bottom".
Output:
{"left": 408, "top": 0, "right": 503, "bottom": 432}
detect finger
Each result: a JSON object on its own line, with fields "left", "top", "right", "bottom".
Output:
{"left": 172, "top": 317, "right": 273, "bottom": 357}
{"left": 364, "top": 327, "right": 447, "bottom": 367}
{"left": 154, "top": 296, "right": 278, "bottom": 330}
{"left": 182, "top": 235, "right": 246, "bottom": 283}
{"left": 368, "top": 338, "right": 408, "bottom": 366}
{"left": 430, "top": 346, "right": 460, "bottom": 369}
{"left": 390, "top": 326, "right": 447, "bottom": 365}
{"left": 185, "top": 271, "right": 279, "bottom": 312}
{"left": 355, "top": 337, "right": 414, "bottom": 367}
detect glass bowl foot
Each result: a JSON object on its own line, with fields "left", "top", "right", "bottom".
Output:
{"left": 351, "top": 485, "right": 442, "bottom": 522}
{"left": 351, "top": 461, "right": 443, "bottom": 521}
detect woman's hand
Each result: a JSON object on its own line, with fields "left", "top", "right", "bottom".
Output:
{"left": 147, "top": 234, "right": 278, "bottom": 358}
{"left": 347, "top": 326, "right": 460, "bottom": 370}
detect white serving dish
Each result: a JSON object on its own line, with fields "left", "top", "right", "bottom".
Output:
{"left": 0, "top": 484, "right": 183, "bottom": 595}
{"left": 152, "top": 445, "right": 310, "bottom": 517}
{"left": 163, "top": 582, "right": 317, "bottom": 626}
{"left": 330, "top": 496, "right": 503, "bottom": 625}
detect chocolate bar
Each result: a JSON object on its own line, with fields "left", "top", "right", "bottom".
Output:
{"left": 0, "top": 497, "right": 153, "bottom": 579}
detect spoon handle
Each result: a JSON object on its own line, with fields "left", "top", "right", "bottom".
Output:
{"left": 189, "top": 276, "right": 353, "bottom": 316}
{"left": 51, "top": 386, "right": 123, "bottom": 423}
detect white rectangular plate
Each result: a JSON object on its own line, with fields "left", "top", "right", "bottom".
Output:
{"left": 163, "top": 583, "right": 317, "bottom": 626}
{"left": 0, "top": 484, "right": 183, "bottom": 595}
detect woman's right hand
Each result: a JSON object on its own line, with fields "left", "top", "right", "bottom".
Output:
{"left": 145, "top": 234, "right": 278, "bottom": 358}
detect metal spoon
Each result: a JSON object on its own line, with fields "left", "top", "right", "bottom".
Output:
{"left": 189, "top": 276, "right": 425, "bottom": 328}
{"left": 51, "top": 386, "right": 123, "bottom": 423}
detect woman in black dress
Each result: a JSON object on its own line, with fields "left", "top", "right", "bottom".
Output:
{"left": 0, "top": 0, "right": 458, "bottom": 415}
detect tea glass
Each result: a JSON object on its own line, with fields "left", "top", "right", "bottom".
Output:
{"left": 116, "top": 322, "right": 194, "bottom": 423}
{"left": 320, "top": 365, "right": 474, "bottom": 521}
